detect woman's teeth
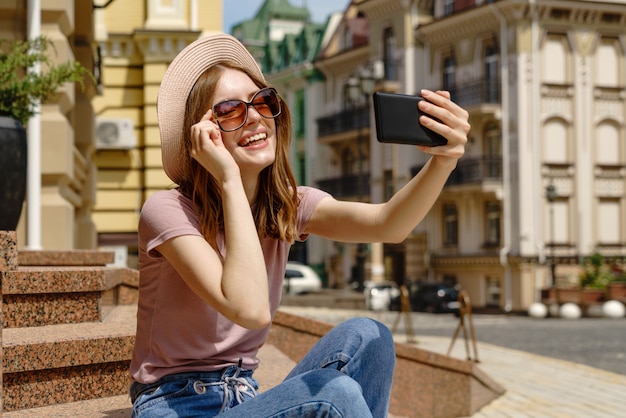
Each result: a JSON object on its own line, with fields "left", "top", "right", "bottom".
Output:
{"left": 239, "top": 133, "right": 267, "bottom": 147}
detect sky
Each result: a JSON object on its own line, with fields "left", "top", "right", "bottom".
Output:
{"left": 223, "top": 0, "right": 349, "bottom": 33}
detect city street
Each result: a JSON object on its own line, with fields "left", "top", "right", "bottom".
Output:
{"left": 280, "top": 304, "right": 626, "bottom": 376}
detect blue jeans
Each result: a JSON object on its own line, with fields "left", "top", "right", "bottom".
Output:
{"left": 131, "top": 317, "right": 395, "bottom": 417}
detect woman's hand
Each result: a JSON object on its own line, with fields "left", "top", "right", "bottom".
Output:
{"left": 190, "top": 109, "right": 240, "bottom": 182}
{"left": 416, "top": 89, "right": 470, "bottom": 164}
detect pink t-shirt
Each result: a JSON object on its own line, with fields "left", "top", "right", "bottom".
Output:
{"left": 130, "top": 186, "right": 329, "bottom": 384}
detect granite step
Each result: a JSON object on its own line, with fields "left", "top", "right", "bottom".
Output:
{"left": 3, "top": 333, "right": 296, "bottom": 417}
{"left": 2, "top": 265, "right": 138, "bottom": 328}
{"left": 2, "top": 304, "right": 137, "bottom": 412}
{"left": 18, "top": 249, "right": 115, "bottom": 267}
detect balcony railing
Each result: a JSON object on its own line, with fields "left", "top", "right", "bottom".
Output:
{"left": 317, "top": 173, "right": 370, "bottom": 199}
{"left": 447, "top": 77, "right": 500, "bottom": 109}
{"left": 317, "top": 104, "right": 370, "bottom": 138}
{"left": 412, "top": 156, "right": 502, "bottom": 186}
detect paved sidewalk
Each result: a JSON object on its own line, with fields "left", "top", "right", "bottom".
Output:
{"left": 411, "top": 334, "right": 625, "bottom": 418}
{"left": 281, "top": 306, "right": 626, "bottom": 418}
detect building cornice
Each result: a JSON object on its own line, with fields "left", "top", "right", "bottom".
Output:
{"left": 418, "top": 0, "right": 626, "bottom": 49}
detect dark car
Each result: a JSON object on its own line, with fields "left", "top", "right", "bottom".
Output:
{"left": 406, "top": 282, "right": 460, "bottom": 314}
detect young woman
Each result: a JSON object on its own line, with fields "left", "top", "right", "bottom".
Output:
{"left": 129, "top": 34, "right": 469, "bottom": 418}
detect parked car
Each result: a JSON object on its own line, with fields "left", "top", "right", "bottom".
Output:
{"left": 407, "top": 282, "right": 460, "bottom": 314}
{"left": 364, "top": 281, "right": 401, "bottom": 311}
{"left": 283, "top": 262, "right": 323, "bottom": 295}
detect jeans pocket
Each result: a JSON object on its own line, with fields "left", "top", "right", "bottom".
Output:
{"left": 133, "top": 379, "right": 195, "bottom": 417}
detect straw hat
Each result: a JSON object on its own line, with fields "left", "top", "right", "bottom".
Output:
{"left": 157, "top": 33, "right": 265, "bottom": 184}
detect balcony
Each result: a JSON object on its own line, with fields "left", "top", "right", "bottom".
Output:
{"left": 317, "top": 104, "right": 370, "bottom": 139}
{"left": 412, "top": 156, "right": 502, "bottom": 186}
{"left": 317, "top": 173, "right": 370, "bottom": 200}
{"left": 448, "top": 77, "right": 500, "bottom": 109}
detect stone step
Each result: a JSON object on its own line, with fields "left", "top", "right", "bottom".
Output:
{"left": 3, "top": 333, "right": 296, "bottom": 416}
{"left": 18, "top": 250, "right": 115, "bottom": 267}
{"left": 2, "top": 305, "right": 137, "bottom": 412}
{"left": 2, "top": 266, "right": 138, "bottom": 328}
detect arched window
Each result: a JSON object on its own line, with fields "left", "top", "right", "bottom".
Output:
{"left": 543, "top": 119, "right": 569, "bottom": 164}
{"left": 595, "top": 121, "right": 621, "bottom": 166}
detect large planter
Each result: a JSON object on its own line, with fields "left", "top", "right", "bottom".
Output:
{"left": 556, "top": 287, "right": 580, "bottom": 304}
{"left": 607, "top": 282, "right": 626, "bottom": 301}
{"left": 0, "top": 115, "right": 27, "bottom": 230}
{"left": 579, "top": 288, "right": 605, "bottom": 305}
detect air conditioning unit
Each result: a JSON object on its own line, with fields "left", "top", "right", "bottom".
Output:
{"left": 95, "top": 118, "right": 136, "bottom": 149}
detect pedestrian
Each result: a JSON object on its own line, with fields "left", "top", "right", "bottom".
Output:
{"left": 129, "top": 33, "right": 469, "bottom": 417}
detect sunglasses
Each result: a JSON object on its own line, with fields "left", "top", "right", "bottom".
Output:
{"left": 212, "top": 87, "right": 282, "bottom": 132}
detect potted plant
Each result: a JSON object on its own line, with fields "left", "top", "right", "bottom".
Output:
{"left": 578, "top": 252, "right": 610, "bottom": 305}
{"left": 606, "top": 262, "right": 626, "bottom": 302}
{"left": 0, "top": 36, "right": 91, "bottom": 230}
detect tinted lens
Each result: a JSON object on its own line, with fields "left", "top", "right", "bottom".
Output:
{"left": 213, "top": 88, "right": 282, "bottom": 132}
{"left": 252, "top": 88, "right": 281, "bottom": 119}
{"left": 213, "top": 100, "right": 247, "bottom": 131}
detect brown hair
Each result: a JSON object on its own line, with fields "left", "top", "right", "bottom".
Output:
{"left": 177, "top": 62, "right": 299, "bottom": 251}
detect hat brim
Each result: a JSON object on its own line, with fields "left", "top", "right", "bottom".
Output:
{"left": 158, "top": 34, "right": 265, "bottom": 184}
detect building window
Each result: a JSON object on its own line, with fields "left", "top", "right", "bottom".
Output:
{"left": 595, "top": 38, "right": 620, "bottom": 87}
{"left": 485, "top": 201, "right": 501, "bottom": 247}
{"left": 443, "top": 203, "right": 458, "bottom": 246}
{"left": 383, "top": 27, "right": 397, "bottom": 81}
{"left": 597, "top": 199, "right": 620, "bottom": 245}
{"left": 444, "top": 0, "right": 455, "bottom": 16}
{"left": 543, "top": 118, "right": 569, "bottom": 164}
{"left": 485, "top": 122, "right": 501, "bottom": 178}
{"left": 485, "top": 276, "right": 501, "bottom": 306}
{"left": 443, "top": 55, "right": 456, "bottom": 93}
{"left": 383, "top": 170, "right": 393, "bottom": 201}
{"left": 294, "top": 90, "right": 306, "bottom": 138}
{"left": 484, "top": 43, "right": 499, "bottom": 102}
{"left": 542, "top": 34, "right": 569, "bottom": 84}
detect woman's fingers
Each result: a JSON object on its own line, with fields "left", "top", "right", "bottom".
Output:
{"left": 415, "top": 89, "right": 469, "bottom": 159}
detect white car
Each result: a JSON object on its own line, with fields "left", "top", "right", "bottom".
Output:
{"left": 283, "top": 262, "right": 323, "bottom": 295}
{"left": 364, "top": 281, "right": 401, "bottom": 311}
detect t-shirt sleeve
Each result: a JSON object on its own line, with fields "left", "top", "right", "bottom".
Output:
{"left": 139, "top": 190, "right": 203, "bottom": 257}
{"left": 296, "top": 186, "right": 331, "bottom": 241}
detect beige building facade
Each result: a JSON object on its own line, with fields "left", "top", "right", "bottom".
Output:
{"left": 315, "top": 0, "right": 626, "bottom": 311}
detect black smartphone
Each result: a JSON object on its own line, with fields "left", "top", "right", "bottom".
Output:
{"left": 372, "top": 91, "right": 448, "bottom": 146}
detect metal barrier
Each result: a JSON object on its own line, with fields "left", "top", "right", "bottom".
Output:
{"left": 447, "top": 290, "right": 479, "bottom": 362}
{"left": 391, "top": 285, "right": 416, "bottom": 343}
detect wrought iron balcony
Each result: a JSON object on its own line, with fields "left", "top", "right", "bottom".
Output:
{"left": 317, "top": 104, "right": 370, "bottom": 138}
{"left": 447, "top": 77, "right": 500, "bottom": 109}
{"left": 447, "top": 156, "right": 502, "bottom": 185}
{"left": 412, "top": 156, "right": 502, "bottom": 186}
{"left": 317, "top": 173, "right": 370, "bottom": 199}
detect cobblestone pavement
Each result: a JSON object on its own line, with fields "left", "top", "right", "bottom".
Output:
{"left": 280, "top": 305, "right": 626, "bottom": 418}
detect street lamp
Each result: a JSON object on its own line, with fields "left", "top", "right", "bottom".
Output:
{"left": 345, "top": 66, "right": 377, "bottom": 290}
{"left": 546, "top": 183, "right": 558, "bottom": 287}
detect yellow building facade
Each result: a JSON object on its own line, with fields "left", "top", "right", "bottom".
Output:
{"left": 3, "top": 1, "right": 222, "bottom": 266}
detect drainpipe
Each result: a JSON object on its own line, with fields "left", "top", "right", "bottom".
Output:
{"left": 27, "top": 0, "right": 42, "bottom": 249}
{"left": 190, "top": 0, "right": 198, "bottom": 31}
{"left": 490, "top": 4, "right": 511, "bottom": 311}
